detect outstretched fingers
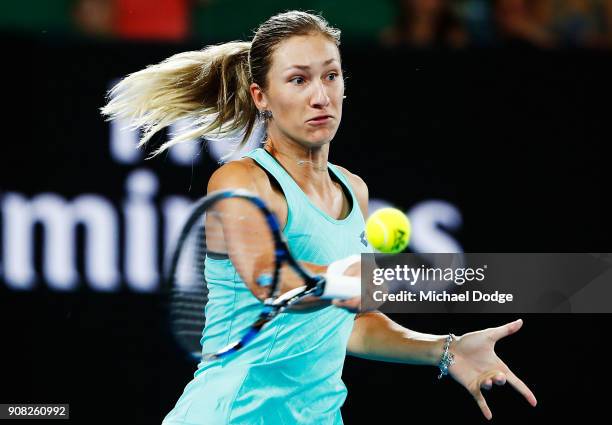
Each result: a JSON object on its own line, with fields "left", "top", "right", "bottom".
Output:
{"left": 489, "top": 318, "right": 524, "bottom": 343}
{"left": 472, "top": 389, "right": 493, "bottom": 420}
{"left": 507, "top": 369, "right": 538, "bottom": 407}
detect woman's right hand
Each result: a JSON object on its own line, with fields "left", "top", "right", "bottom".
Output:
{"left": 285, "top": 258, "right": 362, "bottom": 312}
{"left": 330, "top": 259, "right": 362, "bottom": 313}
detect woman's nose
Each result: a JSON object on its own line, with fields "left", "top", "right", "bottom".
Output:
{"left": 310, "top": 81, "right": 330, "bottom": 108}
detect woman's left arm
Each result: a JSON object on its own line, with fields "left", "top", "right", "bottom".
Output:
{"left": 347, "top": 311, "right": 447, "bottom": 365}
{"left": 348, "top": 309, "right": 538, "bottom": 420}
{"left": 337, "top": 169, "right": 537, "bottom": 420}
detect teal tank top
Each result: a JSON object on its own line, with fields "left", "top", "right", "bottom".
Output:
{"left": 162, "top": 148, "right": 372, "bottom": 425}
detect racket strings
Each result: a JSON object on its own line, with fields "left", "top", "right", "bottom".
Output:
{"left": 171, "top": 197, "right": 279, "bottom": 358}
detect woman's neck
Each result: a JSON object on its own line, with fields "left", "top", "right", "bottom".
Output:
{"left": 263, "top": 136, "right": 336, "bottom": 195}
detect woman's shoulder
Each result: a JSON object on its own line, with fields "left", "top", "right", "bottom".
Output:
{"left": 331, "top": 165, "right": 369, "bottom": 216}
{"left": 206, "top": 157, "right": 269, "bottom": 195}
{"left": 332, "top": 165, "right": 368, "bottom": 194}
{"left": 207, "top": 157, "right": 288, "bottom": 227}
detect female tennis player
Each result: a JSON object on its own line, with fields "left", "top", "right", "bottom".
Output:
{"left": 102, "top": 10, "right": 537, "bottom": 424}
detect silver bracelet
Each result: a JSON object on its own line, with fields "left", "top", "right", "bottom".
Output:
{"left": 437, "top": 333, "right": 456, "bottom": 380}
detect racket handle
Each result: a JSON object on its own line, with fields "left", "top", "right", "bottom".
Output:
{"left": 320, "top": 255, "right": 361, "bottom": 299}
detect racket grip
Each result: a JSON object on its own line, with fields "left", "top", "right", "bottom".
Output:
{"left": 320, "top": 255, "right": 361, "bottom": 299}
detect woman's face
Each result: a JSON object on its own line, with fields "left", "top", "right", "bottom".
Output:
{"left": 253, "top": 33, "right": 344, "bottom": 148}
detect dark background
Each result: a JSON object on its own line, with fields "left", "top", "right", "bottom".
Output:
{"left": 1, "top": 32, "right": 610, "bottom": 424}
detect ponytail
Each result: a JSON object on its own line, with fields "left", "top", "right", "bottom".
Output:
{"left": 101, "top": 41, "right": 259, "bottom": 157}
{"left": 101, "top": 11, "right": 342, "bottom": 158}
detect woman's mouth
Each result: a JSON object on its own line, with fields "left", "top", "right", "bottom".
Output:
{"left": 307, "top": 115, "right": 332, "bottom": 125}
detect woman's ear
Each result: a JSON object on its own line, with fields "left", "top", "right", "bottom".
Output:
{"left": 249, "top": 83, "right": 268, "bottom": 111}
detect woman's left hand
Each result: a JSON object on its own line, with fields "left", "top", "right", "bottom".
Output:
{"left": 447, "top": 319, "right": 538, "bottom": 420}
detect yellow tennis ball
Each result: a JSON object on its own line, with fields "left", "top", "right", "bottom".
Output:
{"left": 365, "top": 208, "right": 411, "bottom": 253}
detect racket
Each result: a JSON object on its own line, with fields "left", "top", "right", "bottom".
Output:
{"left": 163, "top": 189, "right": 360, "bottom": 362}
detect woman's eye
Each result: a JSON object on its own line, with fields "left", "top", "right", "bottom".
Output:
{"left": 290, "top": 77, "right": 305, "bottom": 85}
{"left": 327, "top": 73, "right": 338, "bottom": 81}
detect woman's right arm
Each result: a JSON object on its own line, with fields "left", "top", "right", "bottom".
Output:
{"left": 206, "top": 161, "right": 351, "bottom": 308}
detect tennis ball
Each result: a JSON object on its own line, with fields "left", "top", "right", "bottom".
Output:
{"left": 365, "top": 208, "right": 411, "bottom": 253}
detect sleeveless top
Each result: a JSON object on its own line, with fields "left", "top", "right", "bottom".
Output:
{"left": 162, "top": 148, "right": 372, "bottom": 425}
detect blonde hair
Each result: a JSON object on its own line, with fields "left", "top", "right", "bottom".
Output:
{"left": 100, "top": 10, "right": 341, "bottom": 158}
